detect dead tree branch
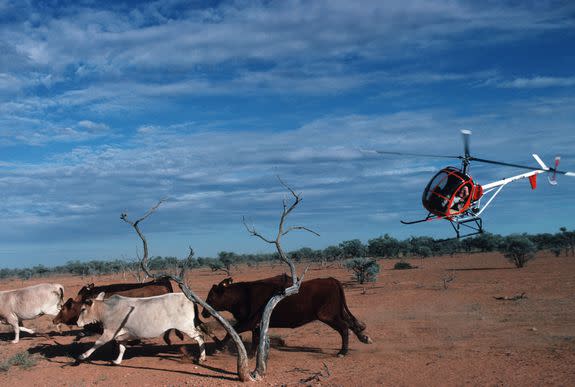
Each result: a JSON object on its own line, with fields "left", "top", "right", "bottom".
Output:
{"left": 299, "top": 362, "right": 331, "bottom": 384}
{"left": 494, "top": 292, "right": 526, "bottom": 301}
{"left": 245, "top": 177, "right": 319, "bottom": 379}
{"left": 121, "top": 201, "right": 253, "bottom": 382}
{"left": 442, "top": 272, "right": 456, "bottom": 290}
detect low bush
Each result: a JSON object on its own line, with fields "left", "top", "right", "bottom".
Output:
{"left": 393, "top": 261, "right": 414, "bottom": 270}
{"left": 0, "top": 351, "right": 38, "bottom": 372}
{"left": 344, "top": 258, "right": 380, "bottom": 284}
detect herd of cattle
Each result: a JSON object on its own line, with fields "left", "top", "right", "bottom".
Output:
{"left": 0, "top": 275, "right": 371, "bottom": 365}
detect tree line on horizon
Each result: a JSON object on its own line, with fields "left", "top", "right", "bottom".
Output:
{"left": 1, "top": 227, "right": 573, "bottom": 280}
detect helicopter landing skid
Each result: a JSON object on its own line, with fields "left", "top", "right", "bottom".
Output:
{"left": 400, "top": 213, "right": 437, "bottom": 225}
{"left": 449, "top": 216, "right": 483, "bottom": 239}
{"left": 401, "top": 212, "right": 483, "bottom": 239}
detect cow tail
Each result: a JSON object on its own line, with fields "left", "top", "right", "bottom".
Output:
{"left": 336, "top": 279, "right": 372, "bottom": 344}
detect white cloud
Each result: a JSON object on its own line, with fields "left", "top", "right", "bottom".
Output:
{"left": 499, "top": 76, "right": 575, "bottom": 89}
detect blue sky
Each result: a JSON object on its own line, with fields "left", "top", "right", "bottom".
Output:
{"left": 1, "top": 0, "right": 574, "bottom": 268}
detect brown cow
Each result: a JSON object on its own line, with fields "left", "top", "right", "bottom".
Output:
{"left": 53, "top": 277, "right": 185, "bottom": 344}
{"left": 202, "top": 274, "right": 372, "bottom": 356}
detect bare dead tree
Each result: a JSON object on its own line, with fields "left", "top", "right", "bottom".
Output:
{"left": 243, "top": 177, "right": 319, "bottom": 379}
{"left": 120, "top": 201, "right": 253, "bottom": 382}
{"left": 126, "top": 253, "right": 148, "bottom": 283}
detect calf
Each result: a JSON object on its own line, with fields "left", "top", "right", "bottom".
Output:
{"left": 77, "top": 293, "right": 205, "bottom": 365}
{"left": 203, "top": 274, "right": 372, "bottom": 356}
{"left": 0, "top": 283, "right": 64, "bottom": 343}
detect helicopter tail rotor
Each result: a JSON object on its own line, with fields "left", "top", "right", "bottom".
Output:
{"left": 533, "top": 154, "right": 561, "bottom": 185}
{"left": 549, "top": 156, "right": 560, "bottom": 185}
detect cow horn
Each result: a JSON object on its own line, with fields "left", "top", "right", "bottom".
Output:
{"left": 95, "top": 292, "right": 105, "bottom": 300}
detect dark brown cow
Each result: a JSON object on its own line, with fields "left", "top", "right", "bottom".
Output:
{"left": 202, "top": 274, "right": 372, "bottom": 356}
{"left": 53, "top": 277, "right": 186, "bottom": 344}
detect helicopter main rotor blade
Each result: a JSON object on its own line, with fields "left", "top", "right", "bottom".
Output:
{"left": 372, "top": 150, "right": 462, "bottom": 159}
{"left": 461, "top": 129, "right": 471, "bottom": 158}
{"left": 470, "top": 156, "right": 575, "bottom": 176}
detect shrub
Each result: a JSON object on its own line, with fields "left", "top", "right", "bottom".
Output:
{"left": 500, "top": 234, "right": 537, "bottom": 268}
{"left": 340, "top": 240, "right": 367, "bottom": 258}
{"left": 344, "top": 258, "right": 380, "bottom": 284}
{"left": 0, "top": 351, "right": 38, "bottom": 372}
{"left": 393, "top": 261, "right": 413, "bottom": 270}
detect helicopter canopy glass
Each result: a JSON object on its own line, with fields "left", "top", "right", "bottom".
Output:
{"left": 422, "top": 167, "right": 473, "bottom": 216}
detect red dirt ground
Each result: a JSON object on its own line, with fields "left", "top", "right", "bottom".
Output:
{"left": 0, "top": 252, "right": 574, "bottom": 386}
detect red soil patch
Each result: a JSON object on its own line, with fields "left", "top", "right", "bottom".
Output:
{"left": 0, "top": 252, "right": 574, "bottom": 386}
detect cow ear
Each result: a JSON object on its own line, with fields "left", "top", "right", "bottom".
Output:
{"left": 219, "top": 278, "right": 232, "bottom": 287}
{"left": 95, "top": 292, "right": 105, "bottom": 300}
{"left": 87, "top": 283, "right": 94, "bottom": 289}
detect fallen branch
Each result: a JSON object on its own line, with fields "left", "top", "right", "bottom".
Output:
{"left": 299, "top": 362, "right": 331, "bottom": 384}
{"left": 493, "top": 292, "right": 526, "bottom": 301}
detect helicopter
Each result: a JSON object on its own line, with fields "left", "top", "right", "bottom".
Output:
{"left": 371, "top": 130, "right": 575, "bottom": 238}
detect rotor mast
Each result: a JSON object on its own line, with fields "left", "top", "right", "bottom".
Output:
{"left": 461, "top": 129, "right": 472, "bottom": 175}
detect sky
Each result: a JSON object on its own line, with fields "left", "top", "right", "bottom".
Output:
{"left": 1, "top": 0, "right": 574, "bottom": 268}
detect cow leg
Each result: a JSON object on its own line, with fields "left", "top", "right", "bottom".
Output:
{"left": 181, "top": 328, "right": 206, "bottom": 362}
{"left": 250, "top": 326, "right": 260, "bottom": 357}
{"left": 19, "top": 326, "right": 35, "bottom": 334}
{"left": 320, "top": 318, "right": 349, "bottom": 357}
{"left": 112, "top": 343, "right": 127, "bottom": 365}
{"left": 6, "top": 315, "right": 20, "bottom": 344}
{"left": 78, "top": 331, "right": 115, "bottom": 361}
{"left": 214, "top": 333, "right": 230, "bottom": 350}
{"left": 213, "top": 319, "right": 254, "bottom": 352}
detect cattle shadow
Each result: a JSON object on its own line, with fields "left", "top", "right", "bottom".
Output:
{"left": 272, "top": 344, "right": 325, "bottom": 354}
{"left": 28, "top": 340, "right": 218, "bottom": 363}
{"left": 28, "top": 341, "right": 237, "bottom": 382}
{"left": 0, "top": 331, "right": 52, "bottom": 342}
{"left": 0, "top": 329, "right": 96, "bottom": 342}
{"left": 211, "top": 335, "right": 327, "bottom": 357}
{"left": 0, "top": 332, "right": 20, "bottom": 342}
{"left": 85, "top": 362, "right": 238, "bottom": 382}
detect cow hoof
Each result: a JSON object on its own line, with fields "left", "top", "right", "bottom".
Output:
{"left": 112, "top": 361, "right": 122, "bottom": 366}
{"left": 10, "top": 339, "right": 19, "bottom": 344}
{"left": 337, "top": 351, "right": 347, "bottom": 357}
{"left": 359, "top": 335, "right": 373, "bottom": 344}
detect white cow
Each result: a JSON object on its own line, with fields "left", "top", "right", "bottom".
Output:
{"left": 0, "top": 283, "right": 64, "bottom": 343}
{"left": 77, "top": 292, "right": 205, "bottom": 365}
